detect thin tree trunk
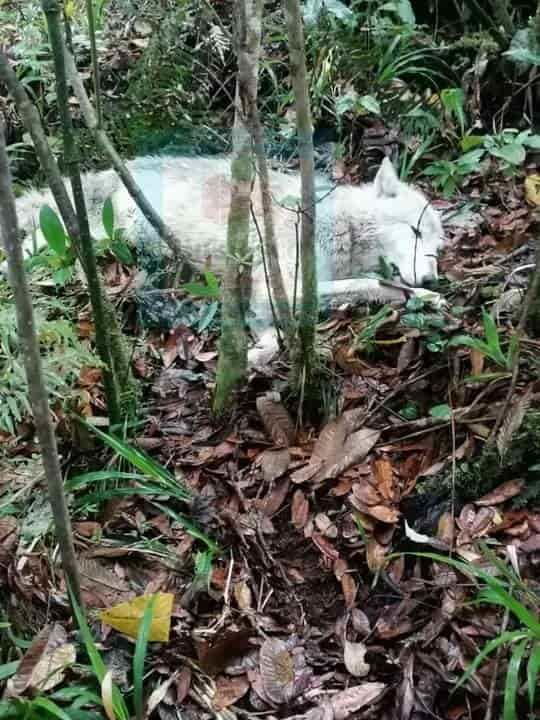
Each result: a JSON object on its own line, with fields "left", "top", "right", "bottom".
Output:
{"left": 84, "top": 0, "right": 103, "bottom": 128}
{"left": 0, "top": 120, "right": 83, "bottom": 608}
{"left": 63, "top": 49, "right": 192, "bottom": 270}
{"left": 283, "top": 0, "right": 317, "bottom": 376}
{"left": 213, "top": 0, "right": 259, "bottom": 415}
{"left": 0, "top": 50, "right": 134, "bottom": 417}
{"left": 41, "top": 0, "right": 122, "bottom": 425}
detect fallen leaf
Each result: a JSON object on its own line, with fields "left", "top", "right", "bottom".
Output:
{"left": 474, "top": 479, "right": 524, "bottom": 506}
{"left": 6, "top": 624, "right": 76, "bottom": 697}
{"left": 256, "top": 396, "right": 296, "bottom": 447}
{"left": 233, "top": 581, "right": 252, "bottom": 610}
{"left": 213, "top": 675, "right": 250, "bottom": 710}
{"left": 525, "top": 174, "right": 540, "bottom": 205}
{"left": 331, "top": 682, "right": 386, "bottom": 719}
{"left": 259, "top": 638, "right": 296, "bottom": 705}
{"left": 101, "top": 671, "right": 115, "bottom": 720}
{"left": 198, "top": 629, "right": 253, "bottom": 676}
{"left": 260, "top": 448, "right": 291, "bottom": 484}
{"left": 99, "top": 593, "right": 173, "bottom": 642}
{"left": 291, "top": 489, "right": 310, "bottom": 529}
{"left": 343, "top": 640, "right": 369, "bottom": 677}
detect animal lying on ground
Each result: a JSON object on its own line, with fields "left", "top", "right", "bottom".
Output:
{"left": 14, "top": 154, "right": 445, "bottom": 362}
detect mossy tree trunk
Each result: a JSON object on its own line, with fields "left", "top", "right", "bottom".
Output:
{"left": 213, "top": 0, "right": 262, "bottom": 415}
{"left": 283, "top": 0, "right": 318, "bottom": 394}
{"left": 0, "top": 49, "right": 135, "bottom": 419}
{"left": 42, "top": 0, "right": 124, "bottom": 425}
{"left": 0, "top": 121, "right": 83, "bottom": 609}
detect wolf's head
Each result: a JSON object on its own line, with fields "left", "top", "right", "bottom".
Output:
{"left": 372, "top": 157, "right": 444, "bottom": 286}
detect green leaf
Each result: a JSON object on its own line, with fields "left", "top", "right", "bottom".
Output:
{"left": 198, "top": 300, "right": 219, "bottom": 332}
{"left": 133, "top": 595, "right": 157, "bottom": 720}
{"left": 405, "top": 296, "right": 425, "bottom": 312}
{"left": 0, "top": 661, "right": 19, "bottom": 681}
{"left": 460, "top": 135, "right": 485, "bottom": 152}
{"left": 39, "top": 205, "right": 67, "bottom": 256}
{"left": 489, "top": 142, "right": 526, "bottom": 166}
{"left": 110, "top": 238, "right": 134, "bottom": 265}
{"left": 503, "top": 638, "right": 528, "bottom": 720}
{"left": 523, "top": 134, "right": 540, "bottom": 149}
{"left": 429, "top": 404, "right": 452, "bottom": 420}
{"left": 358, "top": 95, "right": 381, "bottom": 115}
{"left": 102, "top": 197, "right": 115, "bottom": 239}
{"left": 526, "top": 642, "right": 540, "bottom": 710}
{"left": 31, "top": 697, "right": 74, "bottom": 720}
{"left": 69, "top": 589, "right": 129, "bottom": 720}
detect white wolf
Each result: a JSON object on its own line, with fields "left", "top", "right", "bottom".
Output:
{"left": 14, "top": 155, "right": 444, "bottom": 361}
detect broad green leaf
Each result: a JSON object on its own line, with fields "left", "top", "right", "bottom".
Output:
{"left": 460, "top": 135, "right": 485, "bottom": 152}
{"left": 31, "top": 698, "right": 73, "bottom": 720}
{"left": 429, "top": 404, "right": 452, "bottom": 420}
{"left": 358, "top": 95, "right": 381, "bottom": 115}
{"left": 503, "top": 639, "right": 528, "bottom": 720}
{"left": 523, "top": 134, "right": 540, "bottom": 149}
{"left": 39, "top": 205, "right": 67, "bottom": 256}
{"left": 489, "top": 142, "right": 526, "bottom": 166}
{"left": 110, "top": 238, "right": 134, "bottom": 265}
{"left": 102, "top": 197, "right": 115, "bottom": 239}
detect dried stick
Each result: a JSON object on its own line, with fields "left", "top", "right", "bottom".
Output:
{"left": 0, "top": 120, "right": 83, "bottom": 608}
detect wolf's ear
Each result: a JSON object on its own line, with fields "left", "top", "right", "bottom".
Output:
{"left": 374, "top": 157, "right": 400, "bottom": 198}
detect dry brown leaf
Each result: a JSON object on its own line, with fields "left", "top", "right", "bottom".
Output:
{"left": 366, "top": 538, "right": 389, "bottom": 572}
{"left": 372, "top": 458, "right": 396, "bottom": 502}
{"left": 213, "top": 675, "right": 250, "bottom": 710}
{"left": 291, "top": 489, "right": 310, "bottom": 529}
{"left": 233, "top": 581, "right": 252, "bottom": 611}
{"left": 78, "top": 557, "right": 133, "bottom": 608}
{"left": 259, "top": 638, "right": 296, "bottom": 705}
{"left": 198, "top": 629, "right": 253, "bottom": 676}
{"left": 331, "top": 682, "right": 386, "bottom": 719}
{"left": 397, "top": 338, "right": 417, "bottom": 373}
{"left": 343, "top": 641, "right": 369, "bottom": 677}
{"left": 6, "top": 624, "right": 76, "bottom": 697}
{"left": 261, "top": 477, "right": 291, "bottom": 517}
{"left": 475, "top": 479, "right": 524, "bottom": 506}
{"left": 525, "top": 174, "right": 540, "bottom": 205}
{"left": 470, "top": 347, "right": 485, "bottom": 376}
{"left": 260, "top": 449, "right": 291, "bottom": 484}
{"left": 497, "top": 388, "right": 532, "bottom": 457}
{"left": 351, "top": 608, "right": 371, "bottom": 637}
{"left": 341, "top": 573, "right": 357, "bottom": 609}
{"left": 315, "top": 428, "right": 380, "bottom": 483}
{"left": 256, "top": 396, "right": 296, "bottom": 447}
{"left": 351, "top": 480, "right": 381, "bottom": 506}
{"left": 312, "top": 417, "right": 348, "bottom": 465}
{"left": 353, "top": 501, "right": 400, "bottom": 524}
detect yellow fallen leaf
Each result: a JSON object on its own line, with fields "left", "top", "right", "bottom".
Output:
{"left": 525, "top": 174, "right": 540, "bottom": 206}
{"left": 100, "top": 593, "right": 174, "bottom": 642}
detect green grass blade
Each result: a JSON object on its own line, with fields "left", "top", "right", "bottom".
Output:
{"left": 66, "top": 471, "right": 147, "bottom": 491}
{"left": 404, "top": 552, "right": 540, "bottom": 636}
{"left": 68, "top": 589, "right": 129, "bottom": 720}
{"left": 503, "top": 638, "right": 528, "bottom": 720}
{"left": 133, "top": 595, "right": 157, "bottom": 720}
{"left": 152, "top": 501, "right": 218, "bottom": 552}
{"left": 454, "top": 631, "right": 528, "bottom": 693}
{"left": 0, "top": 661, "right": 19, "bottom": 681}
{"left": 80, "top": 421, "right": 190, "bottom": 499}
{"left": 527, "top": 642, "right": 540, "bottom": 710}
{"left": 31, "top": 697, "right": 74, "bottom": 720}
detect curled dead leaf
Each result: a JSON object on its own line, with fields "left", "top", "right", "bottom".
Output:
{"left": 256, "top": 396, "right": 296, "bottom": 447}
{"left": 6, "top": 624, "right": 76, "bottom": 697}
{"left": 259, "top": 637, "right": 296, "bottom": 705}
{"left": 343, "top": 640, "right": 369, "bottom": 677}
{"left": 213, "top": 675, "right": 250, "bottom": 710}
{"left": 260, "top": 448, "right": 291, "bottom": 484}
{"left": 291, "top": 489, "right": 310, "bottom": 529}
{"left": 331, "top": 682, "right": 386, "bottom": 719}
{"left": 474, "top": 479, "right": 524, "bottom": 506}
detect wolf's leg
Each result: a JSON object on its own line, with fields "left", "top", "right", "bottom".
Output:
{"left": 318, "top": 278, "right": 443, "bottom": 308}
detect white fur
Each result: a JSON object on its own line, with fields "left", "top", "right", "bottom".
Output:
{"left": 13, "top": 155, "right": 445, "bottom": 363}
